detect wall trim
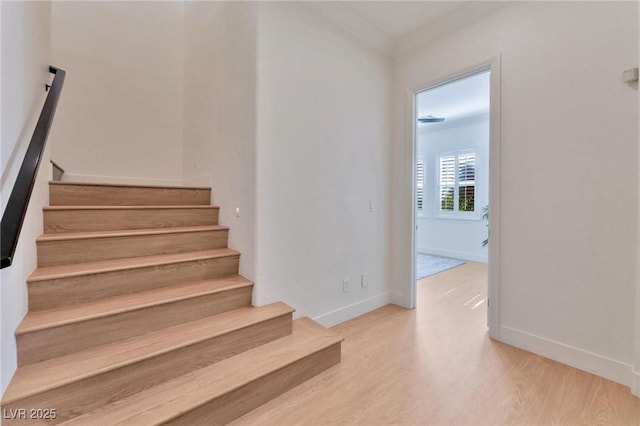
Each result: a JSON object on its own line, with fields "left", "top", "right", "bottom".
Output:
{"left": 631, "top": 369, "right": 640, "bottom": 397}
{"left": 313, "top": 292, "right": 392, "bottom": 328}
{"left": 499, "top": 325, "right": 633, "bottom": 388}
{"left": 390, "top": 291, "right": 405, "bottom": 306}
{"left": 303, "top": 2, "right": 393, "bottom": 57}
{"left": 417, "top": 246, "right": 487, "bottom": 263}
{"left": 395, "top": 2, "right": 507, "bottom": 56}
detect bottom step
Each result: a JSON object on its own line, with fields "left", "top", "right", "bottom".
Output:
{"left": 62, "top": 318, "right": 342, "bottom": 425}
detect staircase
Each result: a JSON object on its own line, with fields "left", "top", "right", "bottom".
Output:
{"left": 1, "top": 182, "right": 342, "bottom": 425}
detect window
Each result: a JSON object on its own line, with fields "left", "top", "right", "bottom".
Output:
{"left": 458, "top": 152, "right": 476, "bottom": 212}
{"left": 416, "top": 158, "right": 424, "bottom": 214}
{"left": 438, "top": 150, "right": 477, "bottom": 215}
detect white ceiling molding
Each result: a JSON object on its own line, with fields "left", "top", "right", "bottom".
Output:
{"left": 394, "top": 2, "right": 507, "bottom": 56}
{"left": 304, "top": 2, "right": 395, "bottom": 57}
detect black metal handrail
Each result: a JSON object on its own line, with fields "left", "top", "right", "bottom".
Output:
{"left": 1, "top": 66, "right": 66, "bottom": 269}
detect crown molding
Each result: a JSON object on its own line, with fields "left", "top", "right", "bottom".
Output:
{"left": 395, "top": 2, "right": 507, "bottom": 57}
{"left": 303, "top": 2, "right": 394, "bottom": 57}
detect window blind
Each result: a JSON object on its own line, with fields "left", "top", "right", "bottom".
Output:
{"left": 458, "top": 153, "right": 476, "bottom": 212}
{"left": 438, "top": 151, "right": 476, "bottom": 213}
{"left": 439, "top": 155, "right": 455, "bottom": 211}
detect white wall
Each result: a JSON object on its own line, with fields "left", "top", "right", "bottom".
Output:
{"left": 393, "top": 1, "right": 639, "bottom": 387}
{"left": 634, "top": 1, "right": 640, "bottom": 398}
{"left": 255, "top": 3, "right": 393, "bottom": 326}
{"left": 1, "top": 1, "right": 51, "bottom": 191}
{"left": 417, "top": 114, "right": 489, "bottom": 262}
{"left": 50, "top": 1, "right": 184, "bottom": 185}
{"left": 183, "top": 2, "right": 257, "bottom": 280}
{"left": 0, "top": 0, "right": 51, "bottom": 397}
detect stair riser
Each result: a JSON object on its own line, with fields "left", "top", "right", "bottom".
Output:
{"left": 17, "top": 286, "right": 252, "bottom": 365}
{"left": 166, "top": 343, "right": 342, "bottom": 425}
{"left": 44, "top": 207, "right": 219, "bottom": 233}
{"left": 3, "top": 315, "right": 292, "bottom": 425}
{"left": 37, "top": 229, "right": 229, "bottom": 267}
{"left": 28, "top": 255, "right": 240, "bottom": 312}
{"left": 49, "top": 184, "right": 211, "bottom": 206}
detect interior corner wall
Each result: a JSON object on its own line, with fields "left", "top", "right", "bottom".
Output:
{"left": 183, "top": 2, "right": 258, "bottom": 281}
{"left": 417, "top": 115, "right": 489, "bottom": 262}
{"left": 255, "top": 3, "right": 393, "bottom": 326}
{"left": 634, "top": 0, "right": 640, "bottom": 398}
{"left": 392, "top": 1, "right": 639, "bottom": 386}
{"left": 0, "top": 0, "right": 51, "bottom": 397}
{"left": 49, "top": 1, "right": 184, "bottom": 184}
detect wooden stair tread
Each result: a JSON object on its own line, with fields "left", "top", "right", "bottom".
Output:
{"left": 17, "top": 275, "right": 252, "bottom": 334}
{"left": 37, "top": 225, "right": 228, "bottom": 242}
{"left": 49, "top": 181, "right": 210, "bottom": 190}
{"left": 2, "top": 180, "right": 342, "bottom": 423}
{"left": 60, "top": 318, "right": 342, "bottom": 425}
{"left": 44, "top": 205, "right": 219, "bottom": 211}
{"left": 2, "top": 302, "right": 294, "bottom": 405}
{"left": 28, "top": 248, "right": 240, "bottom": 282}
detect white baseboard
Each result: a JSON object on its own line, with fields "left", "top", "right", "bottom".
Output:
{"left": 62, "top": 173, "right": 185, "bottom": 187}
{"left": 313, "top": 292, "right": 392, "bottom": 328}
{"left": 499, "top": 325, "right": 632, "bottom": 388}
{"left": 631, "top": 369, "right": 640, "bottom": 397}
{"left": 390, "top": 291, "right": 406, "bottom": 307}
{"left": 418, "top": 246, "right": 488, "bottom": 263}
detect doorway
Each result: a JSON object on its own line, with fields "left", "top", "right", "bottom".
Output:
{"left": 408, "top": 59, "right": 501, "bottom": 338}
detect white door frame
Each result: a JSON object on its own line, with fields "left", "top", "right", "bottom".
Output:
{"left": 405, "top": 56, "right": 502, "bottom": 339}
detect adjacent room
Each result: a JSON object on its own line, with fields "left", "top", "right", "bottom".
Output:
{"left": 415, "top": 71, "right": 490, "bottom": 291}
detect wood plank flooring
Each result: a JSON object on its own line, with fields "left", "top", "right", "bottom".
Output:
{"left": 229, "top": 262, "right": 640, "bottom": 425}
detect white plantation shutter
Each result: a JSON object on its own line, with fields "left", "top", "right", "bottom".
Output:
{"left": 458, "top": 152, "right": 476, "bottom": 212}
{"left": 439, "top": 155, "right": 455, "bottom": 211}
{"left": 416, "top": 159, "right": 424, "bottom": 212}
{"left": 438, "top": 150, "right": 477, "bottom": 214}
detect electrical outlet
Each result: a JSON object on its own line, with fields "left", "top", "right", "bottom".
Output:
{"left": 342, "top": 279, "right": 350, "bottom": 293}
{"left": 360, "top": 274, "right": 367, "bottom": 288}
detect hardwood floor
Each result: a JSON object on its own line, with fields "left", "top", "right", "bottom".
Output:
{"left": 230, "top": 262, "right": 640, "bottom": 425}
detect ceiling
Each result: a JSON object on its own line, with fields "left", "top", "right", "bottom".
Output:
{"left": 340, "top": 1, "right": 469, "bottom": 39}
{"left": 417, "top": 70, "right": 490, "bottom": 124}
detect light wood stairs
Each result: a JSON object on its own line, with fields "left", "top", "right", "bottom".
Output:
{"left": 1, "top": 182, "right": 342, "bottom": 425}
